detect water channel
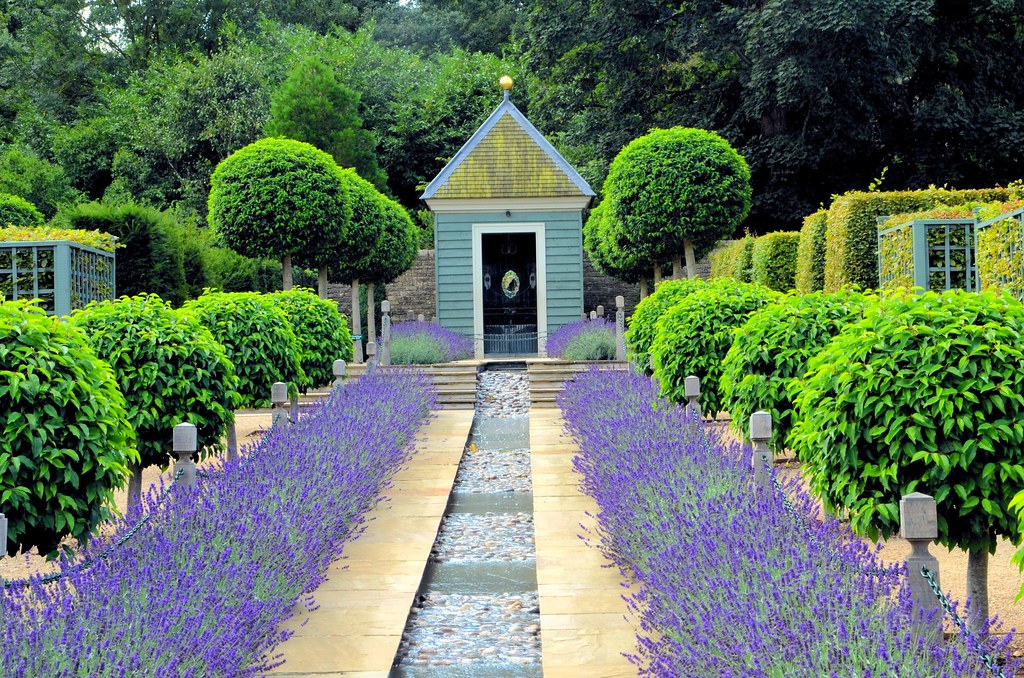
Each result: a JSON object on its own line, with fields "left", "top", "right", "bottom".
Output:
{"left": 392, "top": 364, "right": 543, "bottom": 677}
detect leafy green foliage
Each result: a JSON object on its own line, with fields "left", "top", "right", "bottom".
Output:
{"left": 69, "top": 295, "right": 239, "bottom": 467}
{"left": 364, "top": 193, "right": 418, "bottom": 284}
{"left": 56, "top": 201, "right": 187, "bottom": 304}
{"left": 0, "top": 225, "right": 118, "bottom": 252}
{"left": 651, "top": 280, "right": 780, "bottom": 416}
{"left": 0, "top": 300, "right": 137, "bottom": 556}
{"left": 720, "top": 289, "right": 873, "bottom": 451}
{"left": 0, "top": 146, "right": 79, "bottom": 218}
{"left": 624, "top": 278, "right": 707, "bottom": 374}
{"left": 182, "top": 291, "right": 304, "bottom": 408}
{"left": 790, "top": 290, "right": 1024, "bottom": 553}
{"left": 603, "top": 127, "right": 751, "bottom": 268}
{"left": 977, "top": 212, "right": 1024, "bottom": 302}
{"left": 708, "top": 239, "right": 741, "bottom": 279}
{"left": 0, "top": 193, "right": 44, "bottom": 227}
{"left": 270, "top": 288, "right": 353, "bottom": 390}
{"left": 327, "top": 169, "right": 388, "bottom": 283}
{"left": 734, "top": 235, "right": 756, "bottom": 283}
{"left": 795, "top": 211, "right": 828, "bottom": 292}
{"left": 751, "top": 231, "right": 801, "bottom": 292}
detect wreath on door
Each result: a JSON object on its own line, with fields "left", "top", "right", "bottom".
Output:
{"left": 501, "top": 270, "right": 521, "bottom": 299}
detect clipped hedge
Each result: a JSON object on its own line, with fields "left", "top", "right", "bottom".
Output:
{"left": 624, "top": 278, "right": 707, "bottom": 374}
{"left": 823, "top": 188, "right": 1008, "bottom": 291}
{"left": 270, "top": 288, "right": 353, "bottom": 389}
{"left": 0, "top": 194, "right": 44, "bottom": 227}
{"left": 751, "top": 231, "right": 801, "bottom": 291}
{"left": 0, "top": 225, "right": 117, "bottom": 252}
{"left": 182, "top": 291, "right": 304, "bottom": 408}
{"left": 719, "top": 289, "right": 873, "bottom": 451}
{"left": 1, "top": 301, "right": 137, "bottom": 555}
{"left": 794, "top": 210, "right": 827, "bottom": 292}
{"left": 709, "top": 239, "right": 742, "bottom": 278}
{"left": 651, "top": 280, "right": 780, "bottom": 416}
{"left": 734, "top": 235, "right": 756, "bottom": 282}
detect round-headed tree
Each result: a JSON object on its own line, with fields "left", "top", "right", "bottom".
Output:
{"left": 270, "top": 287, "right": 354, "bottom": 390}
{"left": 584, "top": 200, "right": 667, "bottom": 292}
{"left": 182, "top": 291, "right": 304, "bottom": 408}
{"left": 720, "top": 289, "right": 874, "bottom": 450}
{"left": 0, "top": 193, "right": 45, "bottom": 227}
{"left": 208, "top": 138, "right": 349, "bottom": 291}
{"left": 650, "top": 279, "right": 780, "bottom": 416}
{"left": 1, "top": 301, "right": 138, "bottom": 556}
{"left": 69, "top": 295, "right": 240, "bottom": 508}
{"left": 624, "top": 277, "right": 708, "bottom": 374}
{"left": 362, "top": 193, "right": 418, "bottom": 339}
{"left": 603, "top": 127, "right": 751, "bottom": 280}
{"left": 790, "top": 289, "right": 1024, "bottom": 633}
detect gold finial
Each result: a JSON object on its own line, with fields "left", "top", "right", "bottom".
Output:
{"left": 500, "top": 75, "right": 513, "bottom": 91}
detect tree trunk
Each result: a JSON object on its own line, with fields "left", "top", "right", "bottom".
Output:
{"left": 282, "top": 255, "right": 293, "bottom": 291}
{"left": 318, "top": 266, "right": 328, "bottom": 298}
{"left": 672, "top": 254, "right": 683, "bottom": 280}
{"left": 367, "top": 282, "right": 376, "bottom": 344}
{"left": 967, "top": 549, "right": 989, "bottom": 635}
{"left": 684, "top": 238, "right": 698, "bottom": 279}
{"left": 653, "top": 265, "right": 663, "bottom": 286}
{"left": 640, "top": 278, "right": 649, "bottom": 300}
{"left": 127, "top": 462, "right": 142, "bottom": 511}
{"left": 226, "top": 417, "right": 238, "bottom": 462}
{"left": 351, "top": 280, "right": 363, "bottom": 362}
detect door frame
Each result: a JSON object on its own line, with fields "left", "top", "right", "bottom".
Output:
{"left": 472, "top": 222, "right": 547, "bottom": 359}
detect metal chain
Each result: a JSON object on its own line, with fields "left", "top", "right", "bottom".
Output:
{"left": 920, "top": 565, "right": 1008, "bottom": 678}
{"left": 2, "top": 469, "right": 184, "bottom": 590}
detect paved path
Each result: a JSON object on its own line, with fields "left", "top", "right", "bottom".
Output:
{"left": 270, "top": 406, "right": 636, "bottom": 676}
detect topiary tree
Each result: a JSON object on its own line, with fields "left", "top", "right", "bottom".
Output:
{"left": 751, "top": 231, "right": 801, "bottom": 292}
{"left": 650, "top": 280, "right": 780, "bottom": 416}
{"left": 790, "top": 289, "right": 1024, "bottom": 634}
{"left": 603, "top": 127, "right": 751, "bottom": 280}
{"left": 361, "top": 193, "right": 418, "bottom": 340}
{"left": 69, "top": 295, "right": 240, "bottom": 508}
{"left": 624, "top": 277, "right": 708, "bottom": 374}
{"left": 0, "top": 193, "right": 45, "bottom": 227}
{"left": 270, "top": 288, "right": 354, "bottom": 390}
{"left": 719, "top": 289, "right": 874, "bottom": 451}
{"left": 182, "top": 291, "right": 304, "bottom": 408}
{"left": 57, "top": 201, "right": 187, "bottom": 305}
{"left": 208, "top": 138, "right": 350, "bottom": 291}
{"left": 0, "top": 301, "right": 138, "bottom": 556}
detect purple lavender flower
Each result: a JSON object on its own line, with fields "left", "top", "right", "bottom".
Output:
{"left": 546, "top": 318, "right": 616, "bottom": 360}
{"left": 387, "top": 320, "right": 472, "bottom": 363}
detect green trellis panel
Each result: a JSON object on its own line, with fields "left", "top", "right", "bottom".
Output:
{"left": 877, "top": 219, "right": 976, "bottom": 292}
{"left": 0, "top": 240, "right": 115, "bottom": 315}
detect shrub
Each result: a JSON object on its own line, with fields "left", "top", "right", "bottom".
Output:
{"left": 719, "top": 289, "right": 873, "bottom": 451}
{"left": 0, "top": 225, "right": 117, "bottom": 252}
{"left": 0, "top": 146, "right": 79, "bottom": 218}
{"left": 823, "top": 188, "right": 1008, "bottom": 291}
{"left": 182, "top": 291, "right": 304, "bottom": 407}
{"left": 0, "top": 194, "right": 44, "bottom": 227}
{"left": 547, "top": 318, "right": 617, "bottom": 360}
{"left": 270, "top": 288, "right": 354, "bottom": 389}
{"left": 57, "top": 201, "right": 187, "bottom": 304}
{"left": 734, "top": 234, "right": 756, "bottom": 282}
{"left": 0, "top": 301, "right": 137, "bottom": 556}
{"left": 650, "top": 280, "right": 779, "bottom": 416}
{"left": 559, "top": 369, "right": 1014, "bottom": 675}
{"left": 0, "top": 370, "right": 435, "bottom": 674}
{"left": 795, "top": 210, "right": 827, "bottom": 292}
{"left": 624, "top": 278, "right": 707, "bottom": 374}
{"left": 708, "top": 239, "right": 742, "bottom": 279}
{"left": 69, "top": 295, "right": 239, "bottom": 473}
{"left": 751, "top": 231, "right": 801, "bottom": 291}
{"left": 388, "top": 321, "right": 472, "bottom": 364}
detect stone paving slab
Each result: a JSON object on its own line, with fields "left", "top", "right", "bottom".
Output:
{"left": 270, "top": 409, "right": 474, "bottom": 676}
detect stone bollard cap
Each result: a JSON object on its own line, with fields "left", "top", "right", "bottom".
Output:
{"left": 366, "top": 341, "right": 378, "bottom": 356}
{"left": 173, "top": 422, "right": 198, "bottom": 453}
{"left": 900, "top": 492, "right": 938, "bottom": 540}
{"left": 381, "top": 300, "right": 391, "bottom": 313}
{"left": 271, "top": 381, "right": 288, "bottom": 405}
{"left": 333, "top": 359, "right": 347, "bottom": 377}
{"left": 750, "top": 411, "right": 772, "bottom": 441}
{"left": 684, "top": 375, "right": 700, "bottom": 398}
{"left": 615, "top": 295, "right": 624, "bottom": 308}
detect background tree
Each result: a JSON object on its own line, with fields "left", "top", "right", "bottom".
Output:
{"left": 0, "top": 193, "right": 44, "bottom": 226}
{"left": 208, "top": 137, "right": 349, "bottom": 290}
{"left": 603, "top": 127, "right": 751, "bottom": 280}
{"left": 265, "top": 55, "right": 387, "bottom": 192}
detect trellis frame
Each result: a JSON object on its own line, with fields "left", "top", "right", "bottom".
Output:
{"left": 877, "top": 218, "right": 977, "bottom": 292}
{"left": 0, "top": 239, "right": 116, "bottom": 315}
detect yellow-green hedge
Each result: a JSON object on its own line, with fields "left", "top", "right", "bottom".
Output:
{"left": 751, "top": 231, "right": 801, "bottom": 291}
{"left": 823, "top": 188, "right": 1009, "bottom": 291}
{"left": 977, "top": 206, "right": 1024, "bottom": 301}
{"left": 709, "top": 239, "right": 742, "bottom": 278}
{"left": 794, "top": 210, "right": 827, "bottom": 292}
{"left": 0, "top": 225, "right": 118, "bottom": 252}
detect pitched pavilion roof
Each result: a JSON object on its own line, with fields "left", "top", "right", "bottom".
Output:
{"left": 421, "top": 93, "right": 595, "bottom": 200}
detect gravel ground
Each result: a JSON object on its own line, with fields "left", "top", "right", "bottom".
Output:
{"left": 475, "top": 371, "right": 530, "bottom": 417}
{"left": 432, "top": 513, "right": 535, "bottom": 563}
{"left": 454, "top": 447, "right": 532, "bottom": 494}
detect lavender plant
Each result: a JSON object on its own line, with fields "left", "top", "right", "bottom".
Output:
{"left": 387, "top": 320, "right": 472, "bottom": 364}
{"left": 546, "top": 318, "right": 616, "bottom": 360}
{"left": 0, "top": 370, "right": 435, "bottom": 675}
{"left": 559, "top": 368, "right": 1015, "bottom": 676}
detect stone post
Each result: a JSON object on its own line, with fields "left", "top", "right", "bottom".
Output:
{"left": 271, "top": 381, "right": 289, "bottom": 428}
{"left": 901, "top": 492, "right": 941, "bottom": 631}
{"left": 172, "top": 422, "right": 198, "bottom": 488}
{"left": 596, "top": 304, "right": 604, "bottom": 319}
{"left": 417, "top": 313, "right": 425, "bottom": 322}
{"left": 290, "top": 387, "right": 299, "bottom": 424}
{"left": 615, "top": 295, "right": 626, "bottom": 361}
{"left": 332, "top": 359, "right": 347, "bottom": 387}
{"left": 351, "top": 281, "right": 363, "bottom": 363}
{"left": 590, "top": 310, "right": 597, "bottom": 320}
{"left": 750, "top": 411, "right": 773, "bottom": 490}
{"left": 381, "top": 300, "right": 392, "bottom": 367}
{"left": 684, "top": 375, "right": 701, "bottom": 418}
{"left": 226, "top": 417, "right": 238, "bottom": 462}
{"left": 407, "top": 310, "right": 415, "bottom": 322}
{"left": 0, "top": 512, "right": 7, "bottom": 557}
{"left": 366, "top": 342, "right": 378, "bottom": 375}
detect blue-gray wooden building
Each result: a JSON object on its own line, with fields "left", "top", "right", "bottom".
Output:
{"left": 421, "top": 79, "right": 595, "bottom": 358}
